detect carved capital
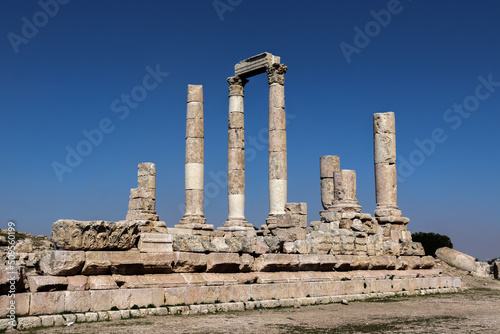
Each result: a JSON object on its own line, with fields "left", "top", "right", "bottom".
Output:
{"left": 227, "top": 76, "right": 248, "bottom": 96}
{"left": 267, "top": 63, "right": 288, "bottom": 85}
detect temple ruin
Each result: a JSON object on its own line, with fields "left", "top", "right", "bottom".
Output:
{"left": 0, "top": 52, "right": 461, "bottom": 330}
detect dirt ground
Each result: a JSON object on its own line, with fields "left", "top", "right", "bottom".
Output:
{"left": 21, "top": 262, "right": 500, "bottom": 334}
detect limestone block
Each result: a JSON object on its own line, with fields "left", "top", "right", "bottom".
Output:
{"left": 285, "top": 202, "right": 307, "bottom": 215}
{"left": 52, "top": 220, "right": 141, "bottom": 251}
{"left": 269, "top": 107, "right": 286, "bottom": 130}
{"left": 137, "top": 174, "right": 156, "bottom": 189}
{"left": 294, "top": 240, "right": 311, "bottom": 254}
{"left": 183, "top": 189, "right": 205, "bottom": 216}
{"left": 186, "top": 117, "right": 204, "bottom": 138}
{"left": 255, "top": 237, "right": 270, "bottom": 254}
{"left": 88, "top": 276, "right": 118, "bottom": 290}
{"left": 62, "top": 313, "right": 76, "bottom": 323}
{"left": 228, "top": 169, "right": 245, "bottom": 195}
{"left": 307, "top": 231, "right": 333, "bottom": 254}
{"left": 138, "top": 162, "right": 156, "bottom": 176}
{"left": 0, "top": 265, "right": 25, "bottom": 294}
{"left": 320, "top": 155, "right": 340, "bottom": 178}
{"left": 435, "top": 247, "right": 479, "bottom": 274}
{"left": 128, "top": 198, "right": 155, "bottom": 211}
{"left": 253, "top": 254, "right": 300, "bottom": 272}
{"left": 268, "top": 129, "right": 287, "bottom": 152}
{"left": 130, "top": 188, "right": 155, "bottom": 199}
{"left": 269, "top": 83, "right": 285, "bottom": 109}
{"left": 494, "top": 261, "right": 500, "bottom": 279}
{"left": 185, "top": 137, "right": 204, "bottom": 163}
{"left": 321, "top": 178, "right": 334, "bottom": 210}
{"left": 28, "top": 276, "right": 68, "bottom": 292}
{"left": 129, "top": 288, "right": 154, "bottom": 308}
{"left": 40, "top": 315, "right": 54, "bottom": 327}
{"left": 229, "top": 111, "right": 244, "bottom": 129}
{"left": 30, "top": 291, "right": 65, "bottom": 315}
{"left": 65, "top": 291, "right": 91, "bottom": 313}
{"left": 138, "top": 233, "right": 173, "bottom": 253}
{"left": 186, "top": 100, "right": 203, "bottom": 119}
{"left": 269, "top": 151, "right": 287, "bottom": 180}
{"left": 164, "top": 287, "right": 187, "bottom": 305}
{"left": 235, "top": 52, "right": 280, "bottom": 77}
{"left": 173, "top": 252, "right": 207, "bottom": 272}
{"left": 400, "top": 242, "right": 425, "bottom": 256}
{"left": 82, "top": 251, "right": 174, "bottom": 275}
{"left": 263, "top": 236, "right": 281, "bottom": 253}
{"left": 39, "top": 250, "right": 85, "bottom": 276}
{"left": 228, "top": 148, "right": 245, "bottom": 170}
{"left": 225, "top": 237, "right": 243, "bottom": 253}
{"left": 187, "top": 84, "right": 203, "bottom": 103}
{"left": 107, "top": 310, "right": 122, "bottom": 320}
{"left": 228, "top": 129, "right": 245, "bottom": 149}
{"left": 206, "top": 253, "right": 240, "bottom": 273}
{"left": 333, "top": 170, "right": 357, "bottom": 202}
{"left": 374, "top": 133, "right": 396, "bottom": 164}
{"left": 373, "top": 112, "right": 395, "bottom": 134}
{"left": 274, "top": 227, "right": 307, "bottom": 242}
{"left": 17, "top": 317, "right": 42, "bottom": 330}
{"left": 374, "top": 163, "right": 398, "bottom": 206}
{"left": 85, "top": 312, "right": 98, "bottom": 322}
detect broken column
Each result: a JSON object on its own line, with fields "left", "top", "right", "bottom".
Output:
{"left": 373, "top": 112, "right": 409, "bottom": 226}
{"left": 267, "top": 63, "right": 288, "bottom": 218}
{"left": 222, "top": 76, "right": 253, "bottom": 230}
{"left": 126, "top": 162, "right": 159, "bottom": 222}
{"left": 320, "top": 155, "right": 340, "bottom": 210}
{"left": 330, "top": 169, "right": 362, "bottom": 213}
{"left": 178, "top": 85, "right": 212, "bottom": 230}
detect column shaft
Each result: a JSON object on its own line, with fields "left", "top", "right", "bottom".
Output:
{"left": 224, "top": 76, "right": 252, "bottom": 228}
{"left": 180, "top": 85, "right": 207, "bottom": 226}
{"left": 267, "top": 64, "right": 288, "bottom": 217}
{"left": 320, "top": 155, "right": 340, "bottom": 210}
{"left": 373, "top": 112, "right": 401, "bottom": 218}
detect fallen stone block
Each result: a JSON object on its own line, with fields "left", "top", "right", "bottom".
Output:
{"left": 435, "top": 247, "right": 488, "bottom": 277}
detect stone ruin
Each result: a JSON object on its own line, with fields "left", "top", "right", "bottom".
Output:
{"left": 0, "top": 52, "right": 462, "bottom": 330}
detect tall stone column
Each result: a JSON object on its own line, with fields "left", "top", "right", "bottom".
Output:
{"left": 179, "top": 85, "right": 209, "bottom": 228}
{"left": 330, "top": 169, "right": 362, "bottom": 213}
{"left": 267, "top": 63, "right": 288, "bottom": 217}
{"left": 223, "top": 76, "right": 253, "bottom": 229}
{"left": 373, "top": 112, "right": 409, "bottom": 225}
{"left": 320, "top": 155, "right": 340, "bottom": 210}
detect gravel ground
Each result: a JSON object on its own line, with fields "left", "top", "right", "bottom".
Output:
{"left": 20, "top": 262, "right": 500, "bottom": 334}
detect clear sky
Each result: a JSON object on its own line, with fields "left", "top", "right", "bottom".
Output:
{"left": 1, "top": 1, "right": 499, "bottom": 260}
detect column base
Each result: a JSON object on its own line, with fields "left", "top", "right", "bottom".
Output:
{"left": 221, "top": 219, "right": 254, "bottom": 230}
{"left": 329, "top": 201, "right": 362, "bottom": 213}
{"left": 177, "top": 216, "right": 213, "bottom": 231}
{"left": 374, "top": 206, "right": 402, "bottom": 218}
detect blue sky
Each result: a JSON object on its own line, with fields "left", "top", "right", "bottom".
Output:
{"left": 1, "top": 1, "right": 499, "bottom": 260}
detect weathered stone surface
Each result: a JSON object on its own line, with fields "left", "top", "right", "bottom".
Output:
{"left": 307, "top": 231, "right": 333, "bottom": 254}
{"left": 17, "top": 316, "right": 42, "bottom": 330}
{"left": 253, "top": 254, "right": 300, "bottom": 272}
{"left": 173, "top": 252, "right": 207, "bottom": 272}
{"left": 494, "top": 261, "right": 500, "bottom": 279}
{"left": 39, "top": 250, "right": 85, "bottom": 276}
{"left": 52, "top": 220, "right": 141, "bottom": 251}
{"left": 435, "top": 247, "right": 488, "bottom": 276}
{"left": 235, "top": 52, "right": 281, "bottom": 78}
{"left": 28, "top": 276, "right": 68, "bottom": 292}
{"left": 0, "top": 265, "right": 25, "bottom": 294}
{"left": 82, "top": 251, "right": 174, "bottom": 275}
{"left": 274, "top": 227, "right": 307, "bottom": 242}
{"left": 89, "top": 276, "right": 118, "bottom": 290}
{"left": 30, "top": 291, "right": 65, "bottom": 315}
{"left": 138, "top": 233, "right": 173, "bottom": 253}
{"left": 207, "top": 253, "right": 241, "bottom": 273}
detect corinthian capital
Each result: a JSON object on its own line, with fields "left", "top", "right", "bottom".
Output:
{"left": 227, "top": 76, "right": 248, "bottom": 96}
{"left": 267, "top": 63, "right": 288, "bottom": 85}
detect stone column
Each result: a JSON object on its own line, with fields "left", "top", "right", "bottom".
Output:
{"left": 373, "top": 112, "right": 403, "bottom": 219}
{"left": 179, "top": 85, "right": 208, "bottom": 227}
{"left": 126, "top": 162, "right": 159, "bottom": 221}
{"left": 330, "top": 169, "right": 362, "bottom": 213}
{"left": 223, "top": 76, "right": 253, "bottom": 229}
{"left": 320, "top": 155, "right": 340, "bottom": 210}
{"left": 267, "top": 63, "right": 288, "bottom": 217}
